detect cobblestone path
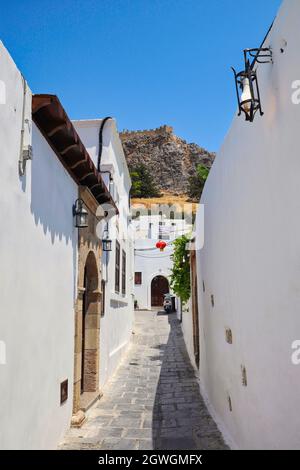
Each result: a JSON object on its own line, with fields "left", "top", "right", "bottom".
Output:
{"left": 60, "top": 310, "right": 228, "bottom": 450}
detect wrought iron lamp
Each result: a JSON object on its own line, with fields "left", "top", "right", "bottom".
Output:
{"left": 102, "top": 228, "right": 112, "bottom": 252}
{"left": 73, "top": 198, "right": 88, "bottom": 228}
{"left": 232, "top": 48, "right": 272, "bottom": 122}
{"left": 102, "top": 238, "right": 112, "bottom": 252}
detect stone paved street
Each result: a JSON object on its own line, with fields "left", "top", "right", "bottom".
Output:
{"left": 60, "top": 310, "right": 228, "bottom": 450}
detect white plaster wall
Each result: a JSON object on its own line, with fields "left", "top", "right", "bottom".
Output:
{"left": 196, "top": 0, "right": 300, "bottom": 449}
{"left": 134, "top": 241, "right": 173, "bottom": 311}
{"left": 73, "top": 120, "right": 134, "bottom": 388}
{"left": 133, "top": 216, "right": 189, "bottom": 310}
{"left": 0, "top": 42, "right": 78, "bottom": 449}
{"left": 98, "top": 236, "right": 134, "bottom": 388}
{"left": 181, "top": 299, "right": 197, "bottom": 369}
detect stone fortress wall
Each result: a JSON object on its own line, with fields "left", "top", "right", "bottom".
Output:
{"left": 120, "top": 125, "right": 173, "bottom": 139}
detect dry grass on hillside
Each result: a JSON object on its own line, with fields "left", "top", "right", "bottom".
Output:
{"left": 131, "top": 193, "right": 198, "bottom": 214}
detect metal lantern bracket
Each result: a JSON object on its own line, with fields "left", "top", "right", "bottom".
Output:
{"left": 244, "top": 47, "right": 273, "bottom": 66}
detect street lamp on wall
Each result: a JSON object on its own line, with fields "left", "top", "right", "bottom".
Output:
{"left": 102, "top": 237, "right": 112, "bottom": 252}
{"left": 102, "top": 226, "right": 112, "bottom": 252}
{"left": 73, "top": 199, "right": 88, "bottom": 228}
{"left": 232, "top": 48, "right": 272, "bottom": 122}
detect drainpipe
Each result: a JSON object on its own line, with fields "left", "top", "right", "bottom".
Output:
{"left": 97, "top": 116, "right": 113, "bottom": 172}
{"left": 105, "top": 221, "right": 109, "bottom": 281}
{"left": 19, "top": 75, "right": 32, "bottom": 176}
{"left": 98, "top": 118, "right": 113, "bottom": 283}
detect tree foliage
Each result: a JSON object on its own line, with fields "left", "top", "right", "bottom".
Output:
{"left": 170, "top": 234, "right": 191, "bottom": 304}
{"left": 187, "top": 163, "right": 210, "bottom": 201}
{"left": 130, "top": 163, "right": 161, "bottom": 198}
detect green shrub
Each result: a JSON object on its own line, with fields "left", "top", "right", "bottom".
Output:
{"left": 187, "top": 163, "right": 210, "bottom": 201}
{"left": 130, "top": 163, "right": 161, "bottom": 198}
{"left": 170, "top": 234, "right": 191, "bottom": 304}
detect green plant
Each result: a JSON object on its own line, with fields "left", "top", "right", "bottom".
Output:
{"left": 187, "top": 163, "right": 210, "bottom": 201}
{"left": 130, "top": 163, "right": 161, "bottom": 198}
{"left": 170, "top": 234, "right": 191, "bottom": 304}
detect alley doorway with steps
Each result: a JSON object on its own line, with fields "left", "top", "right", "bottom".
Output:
{"left": 151, "top": 275, "right": 169, "bottom": 307}
{"left": 72, "top": 249, "right": 102, "bottom": 425}
{"left": 61, "top": 310, "right": 228, "bottom": 450}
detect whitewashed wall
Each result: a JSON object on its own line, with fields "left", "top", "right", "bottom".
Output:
{"left": 134, "top": 249, "right": 172, "bottom": 310}
{"left": 0, "top": 42, "right": 78, "bottom": 449}
{"left": 133, "top": 215, "right": 189, "bottom": 310}
{"left": 73, "top": 120, "right": 134, "bottom": 388}
{"left": 196, "top": 0, "right": 300, "bottom": 449}
{"left": 180, "top": 299, "right": 197, "bottom": 368}
{"left": 134, "top": 242, "right": 173, "bottom": 311}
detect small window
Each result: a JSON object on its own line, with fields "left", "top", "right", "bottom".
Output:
{"left": 135, "top": 272, "right": 142, "bottom": 285}
{"left": 115, "top": 241, "right": 120, "bottom": 293}
{"left": 60, "top": 379, "right": 68, "bottom": 405}
{"left": 122, "top": 250, "right": 126, "bottom": 295}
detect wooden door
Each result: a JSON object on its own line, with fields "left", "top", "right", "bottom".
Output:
{"left": 151, "top": 276, "right": 169, "bottom": 307}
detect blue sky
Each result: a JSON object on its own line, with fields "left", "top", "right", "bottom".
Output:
{"left": 0, "top": 0, "right": 282, "bottom": 151}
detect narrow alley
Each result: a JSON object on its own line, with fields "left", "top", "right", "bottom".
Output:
{"left": 61, "top": 311, "right": 228, "bottom": 450}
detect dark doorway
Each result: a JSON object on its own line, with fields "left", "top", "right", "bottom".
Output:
{"left": 80, "top": 251, "right": 100, "bottom": 396}
{"left": 151, "top": 275, "right": 169, "bottom": 307}
{"left": 81, "top": 267, "right": 87, "bottom": 394}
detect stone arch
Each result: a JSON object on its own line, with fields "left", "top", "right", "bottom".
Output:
{"left": 151, "top": 275, "right": 170, "bottom": 307}
{"left": 72, "top": 249, "right": 101, "bottom": 424}
{"left": 81, "top": 251, "right": 100, "bottom": 393}
{"left": 146, "top": 270, "right": 170, "bottom": 310}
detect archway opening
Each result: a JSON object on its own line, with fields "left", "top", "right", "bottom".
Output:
{"left": 151, "top": 275, "right": 169, "bottom": 307}
{"left": 80, "top": 251, "right": 100, "bottom": 396}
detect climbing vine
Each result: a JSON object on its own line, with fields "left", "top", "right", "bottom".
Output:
{"left": 170, "top": 234, "right": 191, "bottom": 304}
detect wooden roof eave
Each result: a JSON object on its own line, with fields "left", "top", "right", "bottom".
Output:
{"left": 32, "top": 94, "right": 118, "bottom": 215}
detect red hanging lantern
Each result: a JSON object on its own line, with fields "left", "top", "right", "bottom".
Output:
{"left": 156, "top": 240, "right": 167, "bottom": 252}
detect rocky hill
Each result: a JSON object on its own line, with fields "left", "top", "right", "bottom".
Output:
{"left": 120, "top": 125, "right": 215, "bottom": 196}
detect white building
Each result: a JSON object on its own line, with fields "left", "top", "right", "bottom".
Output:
{"left": 0, "top": 42, "right": 133, "bottom": 449}
{"left": 0, "top": 42, "right": 78, "bottom": 449}
{"left": 133, "top": 207, "right": 193, "bottom": 311}
{"left": 189, "top": 0, "right": 300, "bottom": 449}
{"left": 73, "top": 119, "right": 134, "bottom": 388}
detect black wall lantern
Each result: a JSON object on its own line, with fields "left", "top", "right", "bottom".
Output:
{"left": 102, "top": 236, "right": 112, "bottom": 252}
{"left": 102, "top": 238, "right": 112, "bottom": 252}
{"left": 232, "top": 48, "right": 272, "bottom": 122}
{"left": 73, "top": 198, "right": 88, "bottom": 228}
{"left": 102, "top": 226, "right": 112, "bottom": 252}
